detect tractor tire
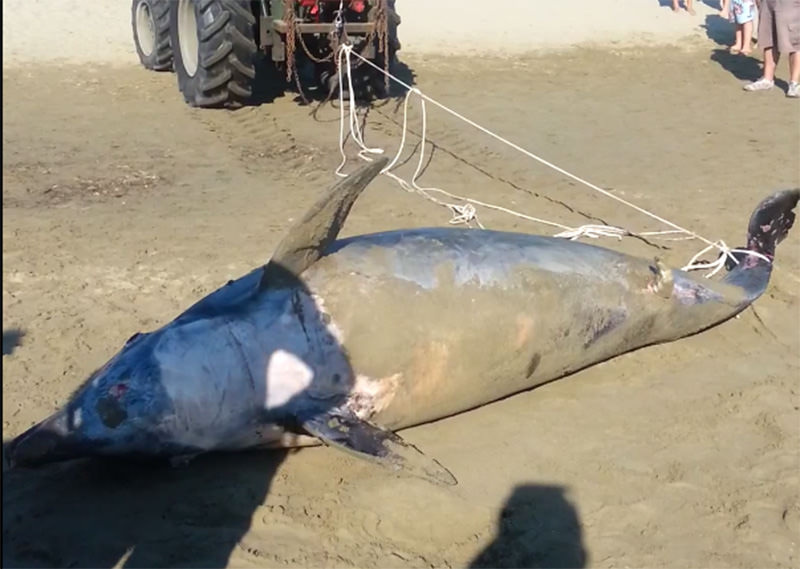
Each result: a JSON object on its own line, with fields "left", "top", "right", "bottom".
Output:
{"left": 132, "top": 0, "right": 173, "bottom": 71}
{"left": 170, "top": 0, "right": 258, "bottom": 108}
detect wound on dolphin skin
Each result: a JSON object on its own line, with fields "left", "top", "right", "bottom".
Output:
{"left": 109, "top": 383, "right": 128, "bottom": 398}
{"left": 327, "top": 417, "right": 350, "bottom": 433}
{"left": 647, "top": 258, "right": 674, "bottom": 299}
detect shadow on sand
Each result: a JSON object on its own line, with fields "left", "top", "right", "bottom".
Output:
{"left": 471, "top": 484, "right": 587, "bottom": 569}
{"left": 3, "top": 328, "right": 25, "bottom": 356}
{"left": 701, "top": 13, "right": 773, "bottom": 85}
{"left": 656, "top": 0, "right": 723, "bottom": 10}
{"left": 2, "top": 253, "right": 355, "bottom": 568}
{"left": 2, "top": 447, "right": 289, "bottom": 568}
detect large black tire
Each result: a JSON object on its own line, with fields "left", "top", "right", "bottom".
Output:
{"left": 170, "top": 0, "right": 258, "bottom": 108}
{"left": 131, "top": 0, "right": 173, "bottom": 71}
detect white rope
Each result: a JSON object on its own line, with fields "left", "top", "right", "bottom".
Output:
{"left": 334, "top": 46, "right": 384, "bottom": 177}
{"left": 334, "top": 46, "right": 633, "bottom": 235}
{"left": 679, "top": 240, "right": 772, "bottom": 278}
{"left": 332, "top": 44, "right": 770, "bottom": 276}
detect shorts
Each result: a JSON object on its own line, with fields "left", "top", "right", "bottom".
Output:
{"left": 731, "top": 0, "right": 756, "bottom": 24}
{"left": 758, "top": 0, "right": 800, "bottom": 52}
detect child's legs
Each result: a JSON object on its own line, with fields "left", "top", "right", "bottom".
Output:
{"left": 741, "top": 20, "right": 753, "bottom": 52}
{"left": 734, "top": 25, "right": 744, "bottom": 49}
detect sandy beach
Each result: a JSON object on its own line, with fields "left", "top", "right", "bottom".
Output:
{"left": 3, "top": 1, "right": 799, "bottom": 568}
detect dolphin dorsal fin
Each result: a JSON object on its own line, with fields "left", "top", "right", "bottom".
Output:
{"left": 259, "top": 158, "right": 388, "bottom": 289}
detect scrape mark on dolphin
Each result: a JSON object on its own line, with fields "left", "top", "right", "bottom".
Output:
{"left": 525, "top": 353, "right": 542, "bottom": 379}
{"left": 583, "top": 307, "right": 628, "bottom": 348}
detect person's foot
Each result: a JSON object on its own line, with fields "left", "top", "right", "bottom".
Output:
{"left": 788, "top": 82, "right": 800, "bottom": 98}
{"left": 688, "top": 6, "right": 696, "bottom": 15}
{"left": 740, "top": 48, "right": 752, "bottom": 56}
{"left": 729, "top": 45, "right": 742, "bottom": 54}
{"left": 720, "top": 8, "right": 730, "bottom": 18}
{"left": 743, "top": 77, "right": 775, "bottom": 91}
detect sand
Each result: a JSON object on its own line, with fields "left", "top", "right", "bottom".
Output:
{"left": 3, "top": 1, "right": 799, "bottom": 568}
{"left": 3, "top": 0, "right": 732, "bottom": 65}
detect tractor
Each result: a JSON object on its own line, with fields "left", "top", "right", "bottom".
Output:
{"left": 131, "top": 0, "right": 401, "bottom": 107}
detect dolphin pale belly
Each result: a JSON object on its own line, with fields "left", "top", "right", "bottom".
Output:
{"left": 7, "top": 157, "right": 798, "bottom": 486}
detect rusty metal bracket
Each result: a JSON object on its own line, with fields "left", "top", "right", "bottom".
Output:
{"left": 272, "top": 20, "right": 375, "bottom": 35}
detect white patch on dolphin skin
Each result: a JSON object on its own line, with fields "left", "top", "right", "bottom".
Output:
{"left": 310, "top": 292, "right": 345, "bottom": 344}
{"left": 265, "top": 349, "right": 315, "bottom": 409}
{"left": 346, "top": 373, "right": 400, "bottom": 419}
{"left": 72, "top": 408, "right": 83, "bottom": 428}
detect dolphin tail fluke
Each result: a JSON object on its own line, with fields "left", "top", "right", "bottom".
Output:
{"left": 300, "top": 408, "right": 458, "bottom": 486}
{"left": 722, "top": 188, "right": 799, "bottom": 299}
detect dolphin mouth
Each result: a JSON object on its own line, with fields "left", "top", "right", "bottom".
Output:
{"left": 5, "top": 411, "right": 81, "bottom": 469}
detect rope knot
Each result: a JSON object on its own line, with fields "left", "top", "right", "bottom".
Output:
{"left": 447, "top": 203, "right": 478, "bottom": 225}
{"left": 680, "top": 240, "right": 772, "bottom": 278}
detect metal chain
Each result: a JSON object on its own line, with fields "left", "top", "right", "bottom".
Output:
{"left": 282, "top": 0, "right": 391, "bottom": 101}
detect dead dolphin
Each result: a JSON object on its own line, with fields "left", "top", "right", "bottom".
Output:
{"left": 6, "top": 157, "right": 798, "bottom": 485}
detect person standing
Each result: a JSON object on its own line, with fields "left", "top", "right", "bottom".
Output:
{"left": 725, "top": 0, "right": 757, "bottom": 54}
{"left": 743, "top": 0, "right": 800, "bottom": 97}
{"left": 672, "top": 0, "right": 696, "bottom": 15}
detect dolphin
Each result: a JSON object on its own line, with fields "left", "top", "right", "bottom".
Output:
{"left": 6, "top": 157, "right": 798, "bottom": 485}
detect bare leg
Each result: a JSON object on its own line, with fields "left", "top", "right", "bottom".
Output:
{"left": 686, "top": 0, "right": 696, "bottom": 15}
{"left": 672, "top": 0, "right": 679, "bottom": 11}
{"left": 720, "top": 0, "right": 730, "bottom": 18}
{"left": 741, "top": 21, "right": 753, "bottom": 54}
{"left": 790, "top": 52, "right": 800, "bottom": 83}
{"left": 788, "top": 52, "right": 800, "bottom": 96}
{"left": 732, "top": 26, "right": 743, "bottom": 52}
{"left": 745, "top": 46, "right": 778, "bottom": 89}
{"left": 763, "top": 47, "right": 778, "bottom": 81}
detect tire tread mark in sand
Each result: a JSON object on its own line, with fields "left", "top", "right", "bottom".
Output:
{"left": 191, "top": 105, "right": 322, "bottom": 178}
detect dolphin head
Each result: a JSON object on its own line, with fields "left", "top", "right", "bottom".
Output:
{"left": 6, "top": 331, "right": 174, "bottom": 469}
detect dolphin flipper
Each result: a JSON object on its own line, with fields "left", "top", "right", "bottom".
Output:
{"left": 300, "top": 409, "right": 457, "bottom": 486}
